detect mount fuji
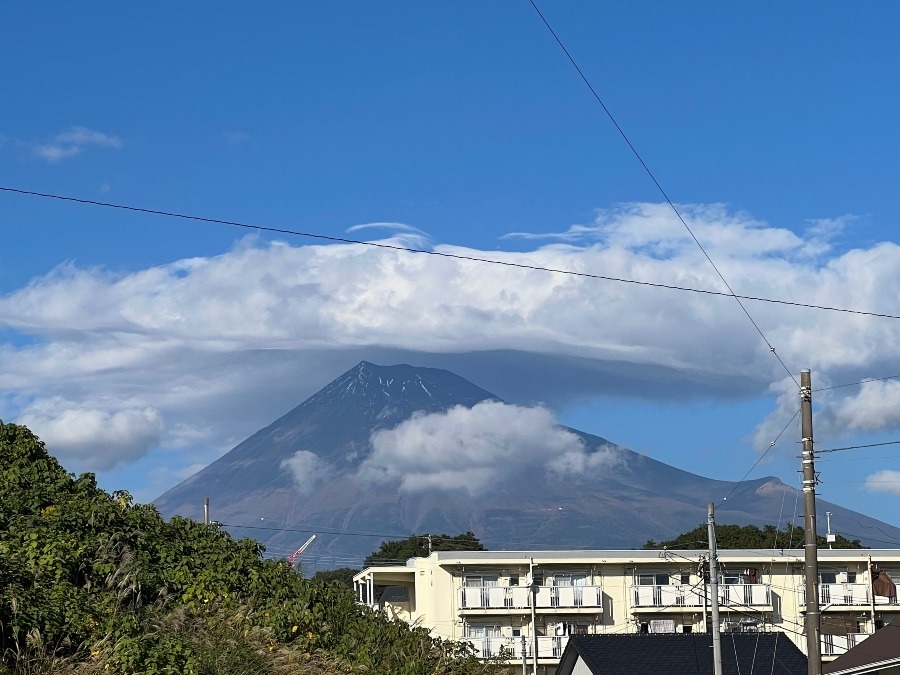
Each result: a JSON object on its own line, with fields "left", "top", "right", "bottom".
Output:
{"left": 154, "top": 362, "right": 900, "bottom": 568}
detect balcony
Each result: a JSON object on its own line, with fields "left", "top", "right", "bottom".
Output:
{"left": 822, "top": 632, "right": 869, "bottom": 656}
{"left": 459, "top": 585, "right": 603, "bottom": 611}
{"left": 719, "top": 584, "right": 772, "bottom": 607}
{"left": 631, "top": 584, "right": 771, "bottom": 609}
{"left": 798, "top": 583, "right": 871, "bottom": 606}
{"left": 465, "top": 635, "right": 569, "bottom": 660}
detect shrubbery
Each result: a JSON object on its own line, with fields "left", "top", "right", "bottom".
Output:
{"left": 0, "top": 421, "right": 507, "bottom": 675}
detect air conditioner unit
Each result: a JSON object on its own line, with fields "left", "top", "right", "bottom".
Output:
{"left": 837, "top": 572, "right": 848, "bottom": 584}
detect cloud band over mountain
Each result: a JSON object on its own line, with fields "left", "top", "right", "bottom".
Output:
{"left": 1, "top": 202, "right": 899, "bottom": 499}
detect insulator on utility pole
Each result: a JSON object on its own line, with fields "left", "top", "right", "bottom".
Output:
{"left": 801, "top": 369, "right": 822, "bottom": 675}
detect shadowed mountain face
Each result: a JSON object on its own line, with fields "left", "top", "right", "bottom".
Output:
{"left": 154, "top": 362, "right": 900, "bottom": 567}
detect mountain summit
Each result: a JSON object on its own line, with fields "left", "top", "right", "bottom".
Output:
{"left": 155, "top": 362, "right": 900, "bottom": 565}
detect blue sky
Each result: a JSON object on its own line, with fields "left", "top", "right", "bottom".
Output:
{"left": 2, "top": 2, "right": 900, "bottom": 538}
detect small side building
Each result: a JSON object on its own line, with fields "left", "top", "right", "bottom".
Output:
{"left": 554, "top": 633, "right": 807, "bottom": 675}
{"left": 824, "top": 622, "right": 900, "bottom": 675}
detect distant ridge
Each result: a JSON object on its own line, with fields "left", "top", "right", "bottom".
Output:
{"left": 155, "top": 362, "right": 900, "bottom": 566}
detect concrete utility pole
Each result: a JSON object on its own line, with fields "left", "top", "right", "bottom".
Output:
{"left": 529, "top": 558, "right": 538, "bottom": 675}
{"left": 707, "top": 502, "right": 723, "bottom": 675}
{"left": 204, "top": 496, "right": 210, "bottom": 526}
{"left": 521, "top": 634, "right": 527, "bottom": 675}
{"left": 801, "top": 369, "right": 823, "bottom": 675}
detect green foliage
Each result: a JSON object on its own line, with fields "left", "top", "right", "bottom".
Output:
{"left": 0, "top": 421, "right": 509, "bottom": 675}
{"left": 365, "top": 531, "right": 485, "bottom": 567}
{"left": 643, "top": 522, "right": 864, "bottom": 550}
{"left": 311, "top": 567, "right": 358, "bottom": 589}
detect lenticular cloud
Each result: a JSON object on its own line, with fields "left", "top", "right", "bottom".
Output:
{"left": 1, "top": 202, "right": 900, "bottom": 471}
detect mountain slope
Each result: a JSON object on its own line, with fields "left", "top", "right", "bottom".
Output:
{"left": 155, "top": 362, "right": 900, "bottom": 565}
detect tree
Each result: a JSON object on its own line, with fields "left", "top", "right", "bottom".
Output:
{"left": 312, "top": 567, "right": 358, "bottom": 588}
{"left": 0, "top": 421, "right": 509, "bottom": 675}
{"left": 643, "top": 522, "right": 863, "bottom": 550}
{"left": 365, "top": 531, "right": 485, "bottom": 567}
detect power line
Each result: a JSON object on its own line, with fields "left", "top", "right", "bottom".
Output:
{"left": 816, "top": 439, "right": 900, "bottom": 454}
{"left": 721, "top": 409, "right": 800, "bottom": 504}
{"left": 2, "top": 185, "right": 899, "bottom": 322}
{"left": 816, "top": 454, "right": 900, "bottom": 462}
{"left": 524, "top": 1, "right": 798, "bottom": 386}
{"left": 222, "top": 522, "right": 410, "bottom": 539}
{"left": 813, "top": 373, "right": 900, "bottom": 392}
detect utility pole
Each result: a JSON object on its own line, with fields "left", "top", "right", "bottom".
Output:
{"left": 529, "top": 558, "right": 538, "bottom": 675}
{"left": 707, "top": 502, "right": 723, "bottom": 675}
{"left": 204, "top": 497, "right": 209, "bottom": 526}
{"left": 801, "top": 369, "right": 822, "bottom": 675}
{"left": 521, "top": 634, "right": 527, "bottom": 675}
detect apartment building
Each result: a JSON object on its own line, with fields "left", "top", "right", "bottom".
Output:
{"left": 353, "top": 548, "right": 899, "bottom": 675}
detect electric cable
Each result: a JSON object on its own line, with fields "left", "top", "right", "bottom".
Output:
{"left": 2, "top": 186, "right": 898, "bottom": 322}
{"left": 816, "top": 439, "right": 900, "bottom": 454}
{"left": 721, "top": 409, "right": 801, "bottom": 504}
{"left": 814, "top": 373, "right": 900, "bottom": 392}
{"left": 524, "top": 1, "right": 799, "bottom": 386}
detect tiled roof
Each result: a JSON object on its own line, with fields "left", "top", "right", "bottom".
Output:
{"left": 824, "top": 622, "right": 900, "bottom": 674}
{"left": 555, "top": 633, "right": 807, "bottom": 675}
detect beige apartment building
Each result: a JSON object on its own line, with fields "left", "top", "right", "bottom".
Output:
{"left": 353, "top": 548, "right": 900, "bottom": 674}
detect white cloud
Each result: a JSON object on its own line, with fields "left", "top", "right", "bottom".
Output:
{"left": 355, "top": 401, "right": 617, "bottom": 496}
{"left": 17, "top": 398, "right": 163, "bottom": 470}
{"left": 32, "top": 126, "right": 122, "bottom": 163}
{"left": 281, "top": 450, "right": 336, "bottom": 496}
{"left": 346, "top": 222, "right": 428, "bottom": 237}
{"left": 224, "top": 131, "right": 249, "bottom": 145}
{"left": 1, "top": 203, "right": 900, "bottom": 484}
{"left": 823, "top": 381, "right": 900, "bottom": 433}
{"left": 865, "top": 470, "right": 900, "bottom": 497}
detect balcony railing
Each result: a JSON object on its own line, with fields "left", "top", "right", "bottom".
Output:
{"left": 719, "top": 584, "right": 772, "bottom": 607}
{"left": 459, "top": 585, "right": 603, "bottom": 610}
{"left": 798, "top": 583, "right": 871, "bottom": 606}
{"left": 465, "top": 635, "right": 569, "bottom": 660}
{"left": 631, "top": 584, "right": 771, "bottom": 608}
{"left": 822, "top": 632, "right": 869, "bottom": 656}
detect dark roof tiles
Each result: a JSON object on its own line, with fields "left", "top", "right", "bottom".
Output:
{"left": 556, "top": 633, "right": 807, "bottom": 675}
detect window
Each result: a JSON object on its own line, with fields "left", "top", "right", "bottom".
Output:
{"left": 466, "top": 624, "right": 501, "bottom": 638}
{"left": 465, "top": 575, "right": 498, "bottom": 587}
{"left": 682, "top": 626, "right": 693, "bottom": 634}
{"left": 555, "top": 621, "right": 590, "bottom": 636}
{"left": 820, "top": 571, "right": 838, "bottom": 585}
{"left": 509, "top": 575, "right": 519, "bottom": 586}
{"left": 554, "top": 573, "right": 588, "bottom": 587}
{"left": 638, "top": 573, "right": 670, "bottom": 586}
{"left": 680, "top": 573, "right": 691, "bottom": 584}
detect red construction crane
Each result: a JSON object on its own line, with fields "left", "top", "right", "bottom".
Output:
{"left": 287, "top": 534, "right": 316, "bottom": 568}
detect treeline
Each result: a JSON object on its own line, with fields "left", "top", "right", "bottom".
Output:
{"left": 0, "top": 421, "right": 507, "bottom": 675}
{"left": 643, "top": 522, "right": 863, "bottom": 550}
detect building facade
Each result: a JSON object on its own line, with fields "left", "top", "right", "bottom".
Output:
{"left": 354, "top": 549, "right": 900, "bottom": 674}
